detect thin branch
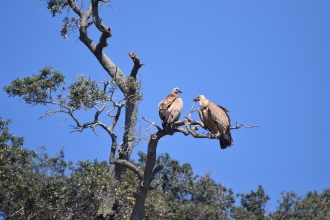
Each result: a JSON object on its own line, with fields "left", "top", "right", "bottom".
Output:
{"left": 109, "top": 105, "right": 123, "bottom": 132}
{"left": 110, "top": 158, "right": 143, "bottom": 180}
{"left": 174, "top": 127, "right": 189, "bottom": 136}
{"left": 7, "top": 207, "right": 24, "bottom": 218}
{"left": 141, "top": 116, "right": 162, "bottom": 131}
{"left": 86, "top": 17, "right": 94, "bottom": 27}
{"left": 107, "top": 103, "right": 144, "bottom": 180}
{"left": 152, "top": 165, "right": 164, "bottom": 177}
{"left": 184, "top": 120, "right": 218, "bottom": 140}
{"left": 91, "top": 124, "right": 101, "bottom": 136}
{"left": 230, "top": 122, "right": 261, "bottom": 130}
{"left": 67, "top": 0, "right": 83, "bottom": 17}
{"left": 39, "top": 109, "right": 69, "bottom": 119}
{"left": 134, "top": 121, "right": 154, "bottom": 147}
{"left": 94, "top": 102, "right": 107, "bottom": 121}
{"left": 85, "top": 1, "right": 93, "bottom": 20}
{"left": 187, "top": 101, "right": 197, "bottom": 118}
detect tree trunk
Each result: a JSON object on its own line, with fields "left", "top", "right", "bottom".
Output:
{"left": 110, "top": 89, "right": 138, "bottom": 178}
{"left": 130, "top": 131, "right": 166, "bottom": 220}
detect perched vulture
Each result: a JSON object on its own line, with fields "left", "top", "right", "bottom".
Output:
{"left": 158, "top": 88, "right": 183, "bottom": 128}
{"left": 193, "top": 95, "right": 233, "bottom": 149}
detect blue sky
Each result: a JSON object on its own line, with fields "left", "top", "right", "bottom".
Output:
{"left": 1, "top": 0, "right": 329, "bottom": 211}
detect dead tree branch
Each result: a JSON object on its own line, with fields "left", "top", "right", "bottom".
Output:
{"left": 91, "top": 0, "right": 112, "bottom": 53}
{"left": 128, "top": 52, "right": 144, "bottom": 78}
{"left": 67, "top": 0, "right": 127, "bottom": 93}
{"left": 152, "top": 165, "right": 164, "bottom": 177}
{"left": 141, "top": 116, "right": 162, "bottom": 131}
{"left": 230, "top": 122, "right": 261, "bottom": 130}
{"left": 107, "top": 99, "right": 143, "bottom": 180}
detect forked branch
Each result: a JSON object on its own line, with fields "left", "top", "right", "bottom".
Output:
{"left": 91, "top": 0, "right": 112, "bottom": 53}
{"left": 129, "top": 52, "right": 144, "bottom": 78}
{"left": 230, "top": 123, "right": 261, "bottom": 130}
{"left": 108, "top": 100, "right": 144, "bottom": 180}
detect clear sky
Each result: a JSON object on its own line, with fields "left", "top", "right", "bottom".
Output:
{"left": 1, "top": 0, "right": 329, "bottom": 211}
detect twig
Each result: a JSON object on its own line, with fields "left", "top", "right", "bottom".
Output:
{"left": 141, "top": 116, "right": 162, "bottom": 131}
{"left": 230, "top": 122, "right": 261, "bottom": 130}
{"left": 187, "top": 101, "right": 197, "bottom": 119}
{"left": 152, "top": 165, "right": 164, "bottom": 177}
{"left": 7, "top": 207, "right": 24, "bottom": 218}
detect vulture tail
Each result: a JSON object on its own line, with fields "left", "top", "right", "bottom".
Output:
{"left": 219, "top": 132, "right": 233, "bottom": 149}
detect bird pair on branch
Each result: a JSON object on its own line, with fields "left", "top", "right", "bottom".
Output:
{"left": 153, "top": 88, "right": 237, "bottom": 149}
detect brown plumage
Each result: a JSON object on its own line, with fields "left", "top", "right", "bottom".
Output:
{"left": 158, "top": 88, "right": 183, "bottom": 128}
{"left": 193, "top": 95, "right": 233, "bottom": 149}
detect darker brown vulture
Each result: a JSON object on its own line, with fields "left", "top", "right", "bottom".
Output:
{"left": 193, "top": 95, "right": 233, "bottom": 149}
{"left": 158, "top": 87, "right": 183, "bottom": 128}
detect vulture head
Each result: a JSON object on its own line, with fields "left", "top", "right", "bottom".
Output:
{"left": 193, "top": 95, "right": 206, "bottom": 102}
{"left": 172, "top": 87, "right": 182, "bottom": 95}
{"left": 194, "top": 95, "right": 207, "bottom": 107}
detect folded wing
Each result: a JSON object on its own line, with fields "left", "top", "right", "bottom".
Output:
{"left": 158, "top": 93, "right": 183, "bottom": 128}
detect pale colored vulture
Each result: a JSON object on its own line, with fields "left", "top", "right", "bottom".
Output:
{"left": 158, "top": 88, "right": 183, "bottom": 128}
{"left": 193, "top": 95, "right": 233, "bottom": 149}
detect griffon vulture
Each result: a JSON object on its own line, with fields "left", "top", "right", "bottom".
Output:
{"left": 158, "top": 87, "right": 183, "bottom": 128}
{"left": 193, "top": 95, "right": 233, "bottom": 149}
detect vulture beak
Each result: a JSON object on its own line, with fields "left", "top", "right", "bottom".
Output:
{"left": 193, "top": 96, "right": 200, "bottom": 102}
{"left": 178, "top": 89, "right": 182, "bottom": 93}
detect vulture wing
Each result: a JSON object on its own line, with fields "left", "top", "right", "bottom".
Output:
{"left": 158, "top": 95, "right": 183, "bottom": 128}
{"left": 198, "top": 107, "right": 216, "bottom": 134}
{"left": 217, "top": 105, "right": 230, "bottom": 113}
{"left": 207, "top": 102, "right": 233, "bottom": 149}
{"left": 167, "top": 97, "right": 183, "bottom": 125}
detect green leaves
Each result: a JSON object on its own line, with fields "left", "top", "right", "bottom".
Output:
{"left": 4, "top": 67, "right": 117, "bottom": 113}
{"left": 68, "top": 76, "right": 108, "bottom": 110}
{"left": 231, "top": 185, "right": 270, "bottom": 220}
{"left": 0, "top": 118, "right": 39, "bottom": 218}
{"left": 270, "top": 189, "right": 330, "bottom": 219}
{"left": 60, "top": 17, "right": 79, "bottom": 39}
{"left": 137, "top": 151, "right": 235, "bottom": 219}
{"left": 1, "top": 119, "right": 329, "bottom": 219}
{"left": 0, "top": 118, "right": 112, "bottom": 219}
{"left": 3, "top": 67, "right": 65, "bottom": 105}
{"left": 45, "top": 0, "right": 68, "bottom": 17}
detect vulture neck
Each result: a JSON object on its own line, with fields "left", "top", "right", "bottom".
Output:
{"left": 199, "top": 98, "right": 209, "bottom": 108}
{"left": 172, "top": 92, "right": 178, "bottom": 97}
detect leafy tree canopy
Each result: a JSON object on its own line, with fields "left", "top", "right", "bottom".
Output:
{"left": 1, "top": 118, "right": 329, "bottom": 219}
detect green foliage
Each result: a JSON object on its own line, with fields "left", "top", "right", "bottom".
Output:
{"left": 269, "top": 191, "right": 298, "bottom": 219}
{"left": 138, "top": 151, "right": 235, "bottom": 219}
{"left": 68, "top": 76, "right": 108, "bottom": 110}
{"left": 0, "top": 118, "right": 111, "bottom": 219}
{"left": 0, "top": 117, "right": 38, "bottom": 218}
{"left": 1, "top": 121, "right": 329, "bottom": 219}
{"left": 45, "top": 0, "right": 68, "bottom": 17}
{"left": 126, "top": 75, "right": 143, "bottom": 102}
{"left": 4, "top": 67, "right": 120, "bottom": 113}
{"left": 3, "top": 67, "right": 65, "bottom": 105}
{"left": 270, "top": 189, "right": 330, "bottom": 220}
{"left": 60, "top": 16, "right": 79, "bottom": 38}
{"left": 231, "top": 185, "right": 270, "bottom": 220}
{"left": 0, "top": 118, "right": 24, "bottom": 148}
